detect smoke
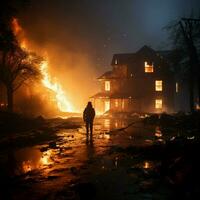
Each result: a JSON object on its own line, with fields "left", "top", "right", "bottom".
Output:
{"left": 15, "top": 0, "right": 106, "bottom": 114}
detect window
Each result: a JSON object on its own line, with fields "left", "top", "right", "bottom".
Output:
{"left": 115, "top": 99, "right": 119, "bottom": 107}
{"left": 105, "top": 81, "right": 110, "bottom": 91}
{"left": 176, "top": 82, "right": 179, "bottom": 93}
{"left": 145, "top": 61, "right": 154, "bottom": 73}
{"left": 104, "top": 100, "right": 110, "bottom": 112}
{"left": 155, "top": 80, "right": 162, "bottom": 91}
{"left": 122, "top": 99, "right": 125, "bottom": 109}
{"left": 155, "top": 99, "right": 162, "bottom": 109}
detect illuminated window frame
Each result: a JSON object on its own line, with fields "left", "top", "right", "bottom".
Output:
{"left": 155, "top": 80, "right": 162, "bottom": 91}
{"left": 145, "top": 61, "right": 154, "bottom": 73}
{"left": 105, "top": 81, "right": 110, "bottom": 91}
{"left": 176, "top": 82, "right": 179, "bottom": 93}
{"left": 155, "top": 99, "right": 162, "bottom": 109}
{"left": 105, "top": 100, "right": 110, "bottom": 112}
{"left": 122, "top": 99, "right": 125, "bottom": 110}
{"left": 115, "top": 99, "right": 119, "bottom": 107}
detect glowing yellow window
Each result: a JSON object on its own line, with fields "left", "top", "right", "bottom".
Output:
{"left": 115, "top": 99, "right": 119, "bottom": 107}
{"left": 145, "top": 61, "right": 154, "bottom": 73}
{"left": 176, "top": 82, "right": 179, "bottom": 93}
{"left": 105, "top": 81, "right": 110, "bottom": 91}
{"left": 155, "top": 99, "right": 162, "bottom": 109}
{"left": 155, "top": 80, "right": 162, "bottom": 91}
{"left": 122, "top": 99, "right": 125, "bottom": 109}
{"left": 104, "top": 100, "right": 110, "bottom": 112}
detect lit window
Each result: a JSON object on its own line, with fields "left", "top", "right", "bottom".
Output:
{"left": 145, "top": 61, "right": 154, "bottom": 73}
{"left": 105, "top": 81, "right": 110, "bottom": 91}
{"left": 155, "top": 80, "right": 162, "bottom": 91}
{"left": 176, "top": 82, "right": 179, "bottom": 93}
{"left": 115, "top": 59, "right": 118, "bottom": 65}
{"left": 115, "top": 99, "right": 119, "bottom": 107}
{"left": 105, "top": 100, "right": 110, "bottom": 112}
{"left": 155, "top": 99, "right": 162, "bottom": 109}
{"left": 122, "top": 99, "right": 125, "bottom": 109}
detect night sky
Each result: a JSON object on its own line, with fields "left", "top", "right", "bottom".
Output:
{"left": 14, "top": 0, "right": 200, "bottom": 109}
{"left": 18, "top": 0, "right": 200, "bottom": 70}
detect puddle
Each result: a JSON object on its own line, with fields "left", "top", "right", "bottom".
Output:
{"left": 0, "top": 117, "right": 172, "bottom": 199}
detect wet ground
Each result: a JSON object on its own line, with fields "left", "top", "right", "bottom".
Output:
{"left": 0, "top": 117, "right": 173, "bottom": 199}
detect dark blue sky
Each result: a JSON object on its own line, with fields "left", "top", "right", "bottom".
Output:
{"left": 20, "top": 0, "right": 200, "bottom": 70}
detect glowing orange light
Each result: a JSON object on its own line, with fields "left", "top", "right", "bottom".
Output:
{"left": 144, "top": 161, "right": 150, "bottom": 169}
{"left": 40, "top": 150, "right": 52, "bottom": 165}
{"left": 12, "top": 18, "right": 22, "bottom": 35}
{"left": 11, "top": 18, "right": 75, "bottom": 113}
{"left": 22, "top": 160, "right": 32, "bottom": 173}
{"left": 40, "top": 61, "right": 74, "bottom": 112}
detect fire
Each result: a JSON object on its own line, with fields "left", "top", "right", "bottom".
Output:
{"left": 40, "top": 60, "right": 74, "bottom": 112}
{"left": 12, "top": 18, "right": 22, "bottom": 35}
{"left": 11, "top": 18, "right": 74, "bottom": 113}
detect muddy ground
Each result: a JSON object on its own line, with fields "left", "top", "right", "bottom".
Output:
{"left": 0, "top": 116, "right": 199, "bottom": 200}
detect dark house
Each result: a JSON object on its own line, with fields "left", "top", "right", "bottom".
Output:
{"left": 91, "top": 45, "right": 181, "bottom": 114}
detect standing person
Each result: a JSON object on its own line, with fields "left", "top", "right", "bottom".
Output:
{"left": 83, "top": 102, "right": 95, "bottom": 142}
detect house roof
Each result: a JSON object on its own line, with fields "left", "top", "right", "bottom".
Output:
{"left": 111, "top": 53, "right": 136, "bottom": 65}
{"left": 90, "top": 92, "right": 132, "bottom": 99}
{"left": 97, "top": 71, "right": 128, "bottom": 80}
{"left": 110, "top": 45, "right": 173, "bottom": 66}
{"left": 97, "top": 71, "right": 113, "bottom": 79}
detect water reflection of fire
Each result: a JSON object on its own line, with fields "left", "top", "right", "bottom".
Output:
{"left": 143, "top": 161, "right": 150, "bottom": 169}
{"left": 40, "top": 149, "right": 53, "bottom": 165}
{"left": 11, "top": 18, "right": 75, "bottom": 113}
{"left": 22, "top": 160, "right": 32, "bottom": 173}
{"left": 20, "top": 149, "right": 53, "bottom": 174}
{"left": 155, "top": 126, "right": 162, "bottom": 137}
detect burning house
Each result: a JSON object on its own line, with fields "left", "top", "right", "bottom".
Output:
{"left": 91, "top": 45, "right": 180, "bottom": 114}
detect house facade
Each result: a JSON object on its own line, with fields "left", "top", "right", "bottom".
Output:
{"left": 91, "top": 45, "right": 181, "bottom": 114}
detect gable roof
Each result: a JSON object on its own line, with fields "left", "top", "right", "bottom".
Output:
{"left": 111, "top": 53, "right": 136, "bottom": 65}
{"left": 111, "top": 45, "right": 172, "bottom": 66}
{"left": 97, "top": 71, "right": 113, "bottom": 79}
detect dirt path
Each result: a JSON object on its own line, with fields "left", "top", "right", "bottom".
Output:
{"left": 0, "top": 117, "right": 172, "bottom": 200}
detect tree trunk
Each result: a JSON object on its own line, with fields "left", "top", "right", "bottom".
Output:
{"left": 189, "top": 45, "right": 199, "bottom": 112}
{"left": 189, "top": 63, "right": 194, "bottom": 112}
{"left": 189, "top": 50, "right": 195, "bottom": 112}
{"left": 6, "top": 85, "right": 14, "bottom": 112}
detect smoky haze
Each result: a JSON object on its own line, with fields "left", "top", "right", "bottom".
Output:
{"left": 18, "top": 0, "right": 106, "bottom": 111}
{"left": 16, "top": 0, "right": 200, "bottom": 112}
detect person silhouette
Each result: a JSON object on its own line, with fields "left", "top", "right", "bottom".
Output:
{"left": 83, "top": 102, "right": 95, "bottom": 142}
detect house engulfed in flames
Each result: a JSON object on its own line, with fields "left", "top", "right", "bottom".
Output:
{"left": 91, "top": 45, "right": 183, "bottom": 114}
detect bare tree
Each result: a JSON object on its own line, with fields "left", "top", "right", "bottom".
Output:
{"left": 0, "top": 19, "right": 41, "bottom": 112}
{"left": 165, "top": 17, "right": 200, "bottom": 112}
{"left": 0, "top": 47, "right": 41, "bottom": 112}
{"left": 0, "top": 0, "right": 41, "bottom": 112}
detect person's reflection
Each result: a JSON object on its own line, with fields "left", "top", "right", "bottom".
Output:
{"left": 86, "top": 140, "right": 95, "bottom": 161}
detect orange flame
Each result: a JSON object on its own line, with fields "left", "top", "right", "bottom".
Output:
{"left": 11, "top": 18, "right": 74, "bottom": 113}
{"left": 40, "top": 60, "right": 74, "bottom": 112}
